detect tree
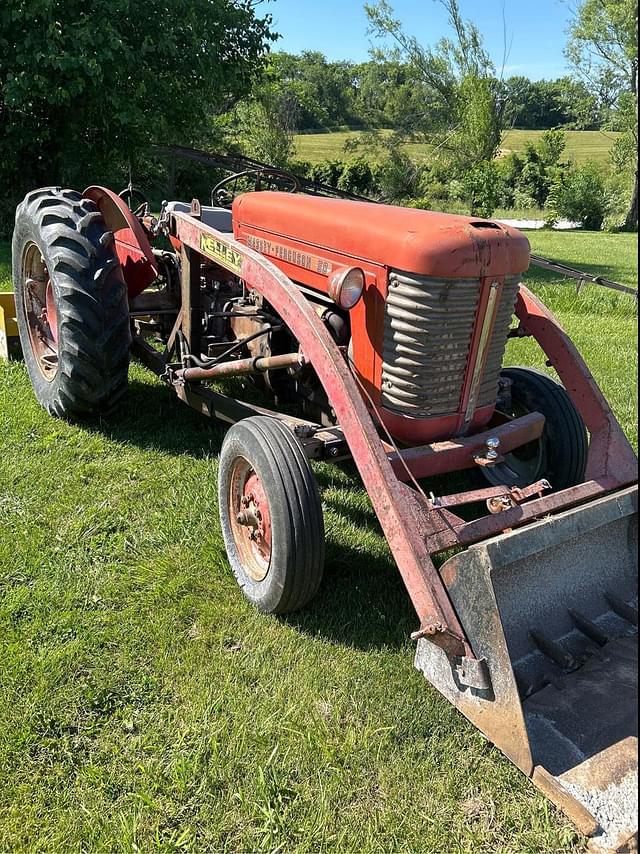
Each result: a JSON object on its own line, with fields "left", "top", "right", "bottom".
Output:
{"left": 0, "top": 0, "right": 275, "bottom": 231}
{"left": 503, "top": 76, "right": 601, "bottom": 129}
{"left": 263, "top": 51, "right": 358, "bottom": 130}
{"left": 566, "top": 0, "right": 638, "bottom": 230}
{"left": 364, "top": 0, "right": 509, "bottom": 213}
{"left": 232, "top": 74, "right": 300, "bottom": 167}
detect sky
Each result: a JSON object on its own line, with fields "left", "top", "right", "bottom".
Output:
{"left": 264, "top": 0, "right": 575, "bottom": 81}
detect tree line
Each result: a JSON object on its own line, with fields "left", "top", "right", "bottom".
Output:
{"left": 0, "top": 0, "right": 636, "bottom": 233}
{"left": 255, "top": 52, "right": 612, "bottom": 133}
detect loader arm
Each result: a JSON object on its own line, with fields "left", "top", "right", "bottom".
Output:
{"left": 173, "top": 212, "right": 470, "bottom": 659}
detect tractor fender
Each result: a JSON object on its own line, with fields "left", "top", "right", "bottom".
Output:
{"left": 515, "top": 285, "right": 637, "bottom": 486}
{"left": 83, "top": 186, "right": 158, "bottom": 298}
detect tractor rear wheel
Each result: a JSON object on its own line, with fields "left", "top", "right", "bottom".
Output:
{"left": 12, "top": 187, "right": 130, "bottom": 418}
{"left": 482, "top": 366, "right": 588, "bottom": 492}
{"left": 218, "top": 416, "right": 325, "bottom": 614}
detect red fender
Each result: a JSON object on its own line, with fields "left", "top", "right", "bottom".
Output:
{"left": 515, "top": 285, "right": 637, "bottom": 486}
{"left": 84, "top": 186, "right": 158, "bottom": 298}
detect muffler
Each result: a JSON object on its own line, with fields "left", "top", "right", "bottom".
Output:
{"left": 416, "top": 485, "right": 638, "bottom": 853}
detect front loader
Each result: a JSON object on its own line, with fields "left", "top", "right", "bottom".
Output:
{"left": 5, "top": 170, "right": 638, "bottom": 851}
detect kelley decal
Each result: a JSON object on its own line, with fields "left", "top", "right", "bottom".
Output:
{"left": 200, "top": 234, "right": 243, "bottom": 274}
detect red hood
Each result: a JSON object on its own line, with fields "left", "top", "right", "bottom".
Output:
{"left": 233, "top": 192, "right": 530, "bottom": 279}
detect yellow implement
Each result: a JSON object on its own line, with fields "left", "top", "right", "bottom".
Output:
{"left": 0, "top": 291, "right": 19, "bottom": 360}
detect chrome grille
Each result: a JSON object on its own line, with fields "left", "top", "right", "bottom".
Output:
{"left": 477, "top": 276, "right": 520, "bottom": 407}
{"left": 381, "top": 272, "right": 520, "bottom": 418}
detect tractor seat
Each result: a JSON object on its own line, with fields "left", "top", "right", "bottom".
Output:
{"left": 165, "top": 201, "right": 233, "bottom": 233}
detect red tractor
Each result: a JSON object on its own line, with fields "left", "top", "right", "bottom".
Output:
{"left": 9, "top": 171, "right": 638, "bottom": 851}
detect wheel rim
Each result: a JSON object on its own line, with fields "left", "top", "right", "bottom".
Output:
{"left": 228, "top": 456, "right": 272, "bottom": 582}
{"left": 21, "top": 242, "right": 59, "bottom": 382}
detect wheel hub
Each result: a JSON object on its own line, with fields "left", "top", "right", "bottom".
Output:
{"left": 21, "top": 243, "right": 59, "bottom": 381}
{"left": 229, "top": 461, "right": 272, "bottom": 582}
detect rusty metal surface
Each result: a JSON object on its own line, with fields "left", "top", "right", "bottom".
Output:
{"left": 83, "top": 185, "right": 158, "bottom": 298}
{"left": 232, "top": 192, "right": 531, "bottom": 280}
{"left": 429, "top": 479, "right": 550, "bottom": 510}
{"left": 529, "top": 254, "right": 638, "bottom": 301}
{"left": 387, "top": 411, "right": 544, "bottom": 480}
{"left": 177, "top": 352, "right": 303, "bottom": 382}
{"left": 426, "top": 479, "right": 623, "bottom": 554}
{"left": 416, "top": 486, "right": 638, "bottom": 849}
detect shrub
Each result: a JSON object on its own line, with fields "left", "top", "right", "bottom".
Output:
{"left": 309, "top": 160, "right": 345, "bottom": 187}
{"left": 289, "top": 160, "right": 313, "bottom": 178}
{"left": 374, "top": 149, "right": 424, "bottom": 203}
{"left": 512, "top": 189, "right": 538, "bottom": 211}
{"left": 458, "top": 161, "right": 503, "bottom": 217}
{"left": 338, "top": 158, "right": 377, "bottom": 196}
{"left": 494, "top": 131, "right": 568, "bottom": 212}
{"left": 545, "top": 162, "right": 607, "bottom": 230}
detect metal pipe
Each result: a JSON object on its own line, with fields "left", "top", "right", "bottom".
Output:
{"left": 186, "top": 325, "right": 279, "bottom": 369}
{"left": 177, "top": 352, "right": 304, "bottom": 382}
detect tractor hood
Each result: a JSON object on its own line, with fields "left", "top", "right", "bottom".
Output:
{"left": 232, "top": 192, "right": 530, "bottom": 279}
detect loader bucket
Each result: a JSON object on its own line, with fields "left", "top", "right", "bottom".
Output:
{"left": 415, "top": 485, "right": 638, "bottom": 853}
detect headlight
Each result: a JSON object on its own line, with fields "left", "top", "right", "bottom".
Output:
{"left": 328, "top": 266, "right": 365, "bottom": 310}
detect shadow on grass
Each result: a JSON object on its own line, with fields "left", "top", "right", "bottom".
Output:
{"left": 82, "top": 373, "right": 484, "bottom": 652}
{"left": 78, "top": 376, "right": 417, "bottom": 649}
{"left": 89, "top": 376, "right": 228, "bottom": 457}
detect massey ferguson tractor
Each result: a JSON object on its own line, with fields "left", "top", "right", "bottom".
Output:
{"left": 5, "top": 166, "right": 638, "bottom": 852}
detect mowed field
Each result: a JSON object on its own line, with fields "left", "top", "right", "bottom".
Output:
{"left": 294, "top": 128, "right": 621, "bottom": 166}
{"left": 0, "top": 229, "right": 637, "bottom": 852}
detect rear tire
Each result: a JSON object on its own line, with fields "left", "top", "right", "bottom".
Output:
{"left": 12, "top": 187, "right": 130, "bottom": 417}
{"left": 218, "top": 416, "right": 325, "bottom": 614}
{"left": 482, "top": 366, "right": 588, "bottom": 491}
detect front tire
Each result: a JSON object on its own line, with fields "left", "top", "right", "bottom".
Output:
{"left": 12, "top": 187, "right": 130, "bottom": 418}
{"left": 218, "top": 417, "right": 325, "bottom": 614}
{"left": 482, "top": 366, "right": 588, "bottom": 491}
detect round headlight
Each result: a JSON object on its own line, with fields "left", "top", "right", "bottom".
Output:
{"left": 328, "top": 266, "right": 365, "bottom": 310}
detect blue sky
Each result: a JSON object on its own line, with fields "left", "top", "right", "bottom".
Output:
{"left": 264, "top": 0, "right": 574, "bottom": 81}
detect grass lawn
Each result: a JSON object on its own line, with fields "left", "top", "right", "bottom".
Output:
{"left": 0, "top": 227, "right": 637, "bottom": 852}
{"left": 294, "top": 128, "right": 620, "bottom": 167}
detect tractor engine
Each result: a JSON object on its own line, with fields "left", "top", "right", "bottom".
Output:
{"left": 232, "top": 192, "right": 531, "bottom": 443}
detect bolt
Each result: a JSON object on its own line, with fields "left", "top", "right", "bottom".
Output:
{"left": 486, "top": 436, "right": 500, "bottom": 450}
{"left": 410, "top": 622, "right": 445, "bottom": 641}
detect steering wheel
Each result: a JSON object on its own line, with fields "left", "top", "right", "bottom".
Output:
{"left": 211, "top": 168, "right": 300, "bottom": 207}
{"left": 118, "top": 184, "right": 149, "bottom": 212}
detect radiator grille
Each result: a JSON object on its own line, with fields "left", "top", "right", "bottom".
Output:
{"left": 381, "top": 272, "right": 520, "bottom": 418}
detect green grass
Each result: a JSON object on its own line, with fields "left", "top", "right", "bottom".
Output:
{"left": 500, "top": 129, "right": 621, "bottom": 165}
{"left": 0, "top": 229, "right": 637, "bottom": 852}
{"left": 294, "top": 128, "right": 620, "bottom": 167}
